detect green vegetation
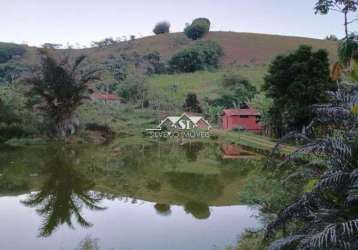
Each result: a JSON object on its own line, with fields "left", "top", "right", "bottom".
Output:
{"left": 153, "top": 21, "right": 170, "bottom": 35}
{"left": 263, "top": 45, "right": 332, "bottom": 137}
{"left": 184, "top": 17, "right": 211, "bottom": 40}
{"left": 266, "top": 84, "right": 358, "bottom": 249}
{"left": 211, "top": 72, "right": 257, "bottom": 108}
{"left": 168, "top": 41, "right": 223, "bottom": 73}
{"left": 0, "top": 43, "right": 26, "bottom": 63}
{"left": 26, "top": 50, "right": 99, "bottom": 138}
{"left": 338, "top": 36, "right": 358, "bottom": 67}
{"left": 315, "top": 0, "right": 358, "bottom": 39}
{"left": 183, "top": 92, "right": 202, "bottom": 113}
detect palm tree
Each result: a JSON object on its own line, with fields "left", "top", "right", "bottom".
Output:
{"left": 266, "top": 83, "right": 358, "bottom": 249}
{"left": 26, "top": 49, "right": 100, "bottom": 137}
{"left": 21, "top": 148, "right": 106, "bottom": 237}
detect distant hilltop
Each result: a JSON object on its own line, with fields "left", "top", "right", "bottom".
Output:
{"left": 3, "top": 31, "right": 338, "bottom": 67}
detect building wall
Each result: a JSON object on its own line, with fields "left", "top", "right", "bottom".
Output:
{"left": 221, "top": 115, "right": 262, "bottom": 132}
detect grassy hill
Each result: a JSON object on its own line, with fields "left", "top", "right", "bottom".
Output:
{"left": 16, "top": 31, "right": 338, "bottom": 67}
{"left": 3, "top": 31, "right": 339, "bottom": 117}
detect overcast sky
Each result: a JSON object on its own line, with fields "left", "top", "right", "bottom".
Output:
{"left": 1, "top": 0, "right": 357, "bottom": 47}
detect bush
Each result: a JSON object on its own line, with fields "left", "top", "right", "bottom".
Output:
{"left": 183, "top": 93, "right": 202, "bottom": 113}
{"left": 0, "top": 43, "right": 26, "bottom": 63}
{"left": 142, "top": 52, "right": 167, "bottom": 74}
{"left": 338, "top": 38, "right": 358, "bottom": 66}
{"left": 168, "top": 41, "right": 223, "bottom": 72}
{"left": 211, "top": 73, "right": 257, "bottom": 108}
{"left": 184, "top": 18, "right": 211, "bottom": 40}
{"left": 153, "top": 21, "right": 170, "bottom": 35}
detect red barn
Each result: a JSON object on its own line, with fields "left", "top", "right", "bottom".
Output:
{"left": 220, "top": 107, "right": 263, "bottom": 133}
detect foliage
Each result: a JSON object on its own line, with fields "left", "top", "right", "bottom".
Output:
{"left": 91, "top": 38, "right": 118, "bottom": 48}
{"left": 203, "top": 103, "right": 223, "bottom": 125}
{"left": 315, "top": 0, "right": 358, "bottom": 38}
{"left": 338, "top": 36, "right": 358, "bottom": 66}
{"left": 0, "top": 63, "right": 29, "bottom": 84}
{"left": 263, "top": 45, "right": 331, "bottom": 136}
{"left": 226, "top": 231, "right": 265, "bottom": 250}
{"left": 75, "top": 236, "right": 101, "bottom": 250}
{"left": 211, "top": 72, "right": 257, "bottom": 108}
{"left": 169, "top": 41, "right": 223, "bottom": 73}
{"left": 103, "top": 55, "right": 128, "bottom": 82}
{"left": 183, "top": 92, "right": 202, "bottom": 113}
{"left": 325, "top": 34, "right": 339, "bottom": 41}
{"left": 0, "top": 43, "right": 26, "bottom": 63}
{"left": 116, "top": 73, "right": 148, "bottom": 106}
{"left": 42, "top": 43, "right": 63, "bottom": 49}
{"left": 142, "top": 51, "right": 167, "bottom": 74}
{"left": 25, "top": 50, "right": 100, "bottom": 138}
{"left": 266, "top": 84, "right": 358, "bottom": 250}
{"left": 0, "top": 97, "right": 26, "bottom": 142}
{"left": 153, "top": 21, "right": 170, "bottom": 35}
{"left": 184, "top": 17, "right": 211, "bottom": 40}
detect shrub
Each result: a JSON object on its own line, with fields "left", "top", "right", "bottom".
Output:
{"left": 0, "top": 43, "right": 26, "bottom": 63}
{"left": 211, "top": 73, "right": 257, "bottom": 108}
{"left": 142, "top": 51, "right": 167, "bottom": 74}
{"left": 338, "top": 38, "right": 358, "bottom": 66}
{"left": 183, "top": 93, "right": 202, "bottom": 113}
{"left": 168, "top": 41, "right": 223, "bottom": 72}
{"left": 184, "top": 18, "right": 211, "bottom": 40}
{"left": 153, "top": 21, "right": 170, "bottom": 35}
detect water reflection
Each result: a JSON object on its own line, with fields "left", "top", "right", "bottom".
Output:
{"left": 21, "top": 148, "right": 106, "bottom": 237}
{"left": 182, "top": 142, "right": 204, "bottom": 162}
{"left": 184, "top": 201, "right": 210, "bottom": 219}
{"left": 0, "top": 143, "right": 265, "bottom": 250}
{"left": 166, "top": 172, "right": 223, "bottom": 201}
{"left": 154, "top": 203, "right": 171, "bottom": 216}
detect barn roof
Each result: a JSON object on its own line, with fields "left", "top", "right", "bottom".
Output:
{"left": 221, "top": 108, "right": 260, "bottom": 116}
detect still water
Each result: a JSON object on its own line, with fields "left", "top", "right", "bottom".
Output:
{"left": 0, "top": 142, "right": 264, "bottom": 250}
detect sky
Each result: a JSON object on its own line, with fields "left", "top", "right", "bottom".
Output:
{"left": 1, "top": 0, "right": 358, "bottom": 47}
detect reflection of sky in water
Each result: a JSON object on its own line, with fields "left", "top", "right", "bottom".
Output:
{"left": 0, "top": 195, "right": 261, "bottom": 250}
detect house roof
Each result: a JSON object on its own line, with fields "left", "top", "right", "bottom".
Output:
{"left": 221, "top": 108, "right": 260, "bottom": 116}
{"left": 158, "top": 113, "right": 211, "bottom": 128}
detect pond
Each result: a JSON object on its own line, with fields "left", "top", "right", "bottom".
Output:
{"left": 0, "top": 142, "right": 265, "bottom": 250}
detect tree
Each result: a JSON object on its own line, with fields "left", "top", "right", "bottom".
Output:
{"left": 26, "top": 50, "right": 100, "bottom": 137}
{"left": 117, "top": 73, "right": 148, "bottom": 107}
{"left": 315, "top": 0, "right": 358, "bottom": 39}
{"left": 169, "top": 41, "right": 223, "bottom": 72}
{"left": 211, "top": 73, "right": 257, "bottom": 108}
{"left": 184, "top": 18, "right": 211, "bottom": 40}
{"left": 0, "top": 43, "right": 26, "bottom": 63}
{"left": 91, "top": 38, "right": 117, "bottom": 48}
{"left": 142, "top": 51, "right": 166, "bottom": 74}
{"left": 263, "top": 45, "right": 331, "bottom": 136}
{"left": 183, "top": 93, "right": 202, "bottom": 113}
{"left": 325, "top": 34, "right": 339, "bottom": 41}
{"left": 153, "top": 21, "right": 170, "bottom": 35}
{"left": 42, "top": 43, "right": 63, "bottom": 49}
{"left": 266, "top": 83, "right": 358, "bottom": 250}
{"left": 338, "top": 34, "right": 358, "bottom": 67}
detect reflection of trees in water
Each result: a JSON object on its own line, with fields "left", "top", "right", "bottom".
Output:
{"left": 21, "top": 148, "right": 106, "bottom": 237}
{"left": 154, "top": 203, "right": 171, "bottom": 216}
{"left": 166, "top": 172, "right": 223, "bottom": 201}
{"left": 182, "top": 142, "right": 204, "bottom": 162}
{"left": 184, "top": 201, "right": 210, "bottom": 219}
